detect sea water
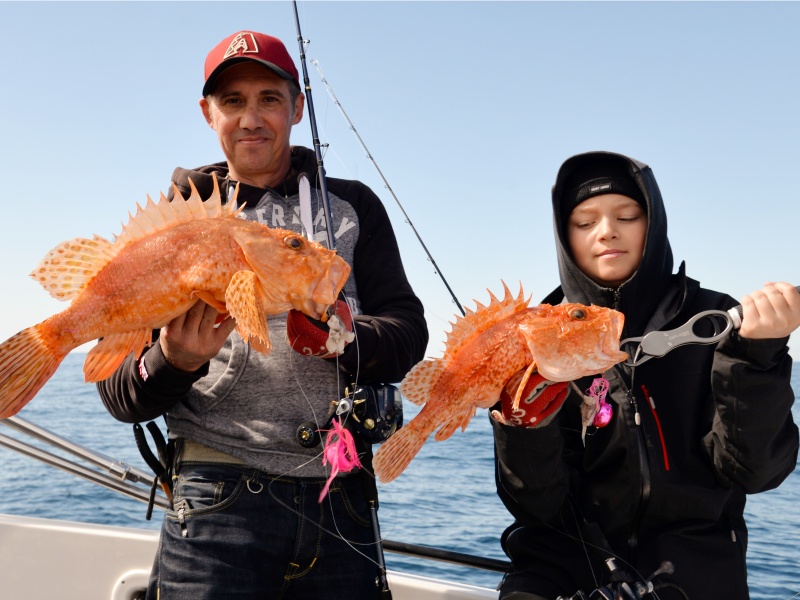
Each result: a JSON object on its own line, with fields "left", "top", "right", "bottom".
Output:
{"left": 0, "top": 354, "right": 798, "bottom": 598}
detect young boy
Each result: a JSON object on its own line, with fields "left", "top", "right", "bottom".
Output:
{"left": 492, "top": 151, "right": 800, "bottom": 599}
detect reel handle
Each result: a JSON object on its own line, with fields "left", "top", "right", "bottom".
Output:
{"left": 727, "top": 284, "right": 800, "bottom": 329}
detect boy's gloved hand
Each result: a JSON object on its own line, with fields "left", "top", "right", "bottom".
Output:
{"left": 286, "top": 300, "right": 354, "bottom": 358}
{"left": 491, "top": 368, "right": 568, "bottom": 428}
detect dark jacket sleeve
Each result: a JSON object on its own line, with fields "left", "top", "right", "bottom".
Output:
{"left": 329, "top": 179, "right": 428, "bottom": 384}
{"left": 492, "top": 412, "right": 571, "bottom": 525}
{"left": 705, "top": 330, "right": 799, "bottom": 493}
{"left": 96, "top": 335, "right": 208, "bottom": 423}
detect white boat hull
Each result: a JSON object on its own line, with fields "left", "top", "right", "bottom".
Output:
{"left": 0, "top": 513, "right": 497, "bottom": 599}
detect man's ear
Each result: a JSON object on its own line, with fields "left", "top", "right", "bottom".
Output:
{"left": 200, "top": 97, "right": 216, "bottom": 129}
{"left": 292, "top": 94, "right": 305, "bottom": 126}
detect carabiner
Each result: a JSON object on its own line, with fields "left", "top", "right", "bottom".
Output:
{"left": 621, "top": 310, "right": 734, "bottom": 367}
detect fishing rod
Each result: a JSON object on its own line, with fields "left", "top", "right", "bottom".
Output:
{"left": 290, "top": 5, "right": 393, "bottom": 595}
{"left": 0, "top": 416, "right": 170, "bottom": 511}
{"left": 291, "top": 2, "right": 336, "bottom": 253}
{"left": 310, "top": 58, "right": 466, "bottom": 317}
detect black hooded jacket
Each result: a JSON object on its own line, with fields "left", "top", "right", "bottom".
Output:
{"left": 492, "top": 151, "right": 798, "bottom": 599}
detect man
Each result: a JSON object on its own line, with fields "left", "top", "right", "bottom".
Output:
{"left": 98, "top": 30, "right": 428, "bottom": 600}
{"left": 492, "top": 151, "right": 800, "bottom": 599}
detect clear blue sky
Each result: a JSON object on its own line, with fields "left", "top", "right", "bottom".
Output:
{"left": 1, "top": 1, "right": 798, "bottom": 357}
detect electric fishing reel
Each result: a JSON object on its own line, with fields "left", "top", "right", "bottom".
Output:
{"left": 557, "top": 559, "right": 686, "bottom": 600}
{"left": 295, "top": 383, "right": 403, "bottom": 448}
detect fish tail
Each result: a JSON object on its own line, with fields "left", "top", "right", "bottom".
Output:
{"left": 0, "top": 326, "right": 66, "bottom": 418}
{"left": 372, "top": 424, "right": 427, "bottom": 483}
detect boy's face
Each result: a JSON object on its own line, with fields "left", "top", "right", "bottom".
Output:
{"left": 567, "top": 194, "right": 647, "bottom": 288}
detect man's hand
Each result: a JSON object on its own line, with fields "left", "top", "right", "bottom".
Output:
{"left": 286, "top": 299, "right": 354, "bottom": 358}
{"left": 159, "top": 300, "right": 236, "bottom": 372}
{"left": 738, "top": 282, "right": 800, "bottom": 340}
{"left": 491, "top": 368, "right": 568, "bottom": 428}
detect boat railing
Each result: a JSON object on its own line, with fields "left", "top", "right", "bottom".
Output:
{"left": 0, "top": 415, "right": 509, "bottom": 574}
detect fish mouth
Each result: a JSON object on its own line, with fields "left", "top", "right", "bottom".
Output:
{"left": 294, "top": 258, "right": 351, "bottom": 320}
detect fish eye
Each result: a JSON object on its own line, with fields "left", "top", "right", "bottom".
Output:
{"left": 570, "top": 308, "right": 586, "bottom": 320}
{"left": 285, "top": 235, "right": 304, "bottom": 251}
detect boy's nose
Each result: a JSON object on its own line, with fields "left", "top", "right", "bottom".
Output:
{"left": 597, "top": 217, "right": 619, "bottom": 239}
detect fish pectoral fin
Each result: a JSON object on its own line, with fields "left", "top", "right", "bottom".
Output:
{"left": 192, "top": 290, "right": 228, "bottom": 314}
{"left": 433, "top": 406, "right": 476, "bottom": 442}
{"left": 225, "top": 271, "right": 272, "bottom": 354}
{"left": 84, "top": 328, "right": 152, "bottom": 382}
{"left": 399, "top": 359, "right": 445, "bottom": 406}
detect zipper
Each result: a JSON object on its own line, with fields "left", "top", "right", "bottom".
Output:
{"left": 613, "top": 365, "right": 650, "bottom": 555}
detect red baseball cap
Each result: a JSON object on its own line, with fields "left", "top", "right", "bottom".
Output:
{"left": 203, "top": 31, "right": 300, "bottom": 96}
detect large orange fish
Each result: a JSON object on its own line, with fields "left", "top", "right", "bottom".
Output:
{"left": 0, "top": 180, "right": 350, "bottom": 419}
{"left": 372, "top": 283, "right": 627, "bottom": 483}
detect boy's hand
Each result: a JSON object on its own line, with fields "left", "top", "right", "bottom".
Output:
{"left": 286, "top": 299, "right": 354, "bottom": 358}
{"left": 491, "top": 368, "right": 568, "bottom": 428}
{"left": 738, "top": 282, "right": 800, "bottom": 340}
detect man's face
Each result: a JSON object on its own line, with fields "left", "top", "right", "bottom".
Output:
{"left": 200, "top": 62, "right": 304, "bottom": 188}
{"left": 566, "top": 193, "right": 647, "bottom": 288}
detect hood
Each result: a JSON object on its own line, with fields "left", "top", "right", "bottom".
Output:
{"left": 551, "top": 151, "right": 674, "bottom": 339}
{"left": 168, "top": 146, "right": 317, "bottom": 205}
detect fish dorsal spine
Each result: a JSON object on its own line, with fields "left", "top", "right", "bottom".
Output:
{"left": 442, "top": 281, "right": 530, "bottom": 359}
{"left": 31, "top": 177, "right": 241, "bottom": 302}
{"left": 114, "top": 177, "right": 241, "bottom": 246}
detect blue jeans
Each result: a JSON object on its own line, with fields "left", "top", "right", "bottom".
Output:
{"left": 147, "top": 461, "right": 382, "bottom": 599}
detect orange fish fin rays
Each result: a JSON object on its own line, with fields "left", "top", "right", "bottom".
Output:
{"left": 114, "top": 176, "right": 240, "bottom": 248}
{"left": 372, "top": 425, "right": 428, "bottom": 483}
{"left": 433, "top": 406, "right": 476, "bottom": 441}
{"left": 83, "top": 328, "right": 152, "bottom": 383}
{"left": 443, "top": 281, "right": 529, "bottom": 359}
{"left": 0, "top": 326, "right": 65, "bottom": 418}
{"left": 225, "top": 271, "right": 272, "bottom": 354}
{"left": 399, "top": 359, "right": 445, "bottom": 406}
{"left": 31, "top": 235, "right": 118, "bottom": 302}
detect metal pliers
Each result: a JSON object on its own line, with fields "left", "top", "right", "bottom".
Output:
{"left": 620, "top": 308, "right": 739, "bottom": 367}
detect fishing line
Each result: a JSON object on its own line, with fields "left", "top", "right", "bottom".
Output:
{"left": 266, "top": 292, "right": 387, "bottom": 574}
{"left": 290, "top": 5, "right": 402, "bottom": 591}
{"left": 310, "top": 58, "right": 465, "bottom": 317}
{"left": 541, "top": 515, "right": 664, "bottom": 600}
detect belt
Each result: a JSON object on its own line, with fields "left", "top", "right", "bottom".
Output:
{"left": 179, "top": 439, "right": 248, "bottom": 465}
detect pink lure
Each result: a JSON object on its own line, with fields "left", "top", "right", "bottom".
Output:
{"left": 588, "top": 377, "right": 613, "bottom": 428}
{"left": 318, "top": 418, "right": 362, "bottom": 502}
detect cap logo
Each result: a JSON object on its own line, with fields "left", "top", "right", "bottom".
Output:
{"left": 223, "top": 32, "right": 259, "bottom": 60}
{"left": 589, "top": 182, "right": 612, "bottom": 193}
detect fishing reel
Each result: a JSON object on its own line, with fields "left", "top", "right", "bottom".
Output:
{"left": 558, "top": 559, "right": 684, "bottom": 600}
{"left": 296, "top": 383, "right": 403, "bottom": 448}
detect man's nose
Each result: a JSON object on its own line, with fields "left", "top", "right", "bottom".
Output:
{"left": 239, "top": 105, "right": 264, "bottom": 129}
